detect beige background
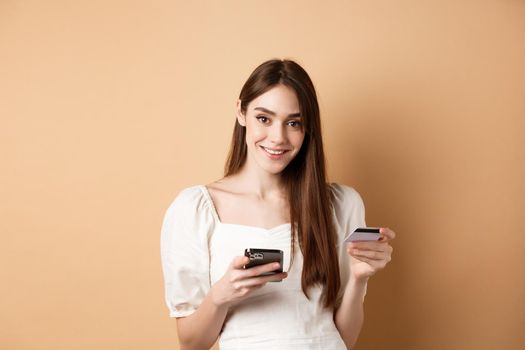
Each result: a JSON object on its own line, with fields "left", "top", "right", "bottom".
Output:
{"left": 1, "top": 0, "right": 524, "bottom": 349}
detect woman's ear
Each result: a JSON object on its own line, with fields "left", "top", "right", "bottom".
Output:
{"left": 236, "top": 99, "right": 246, "bottom": 127}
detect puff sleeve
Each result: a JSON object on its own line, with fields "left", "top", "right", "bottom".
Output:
{"left": 329, "top": 183, "right": 367, "bottom": 301}
{"left": 160, "top": 186, "right": 215, "bottom": 318}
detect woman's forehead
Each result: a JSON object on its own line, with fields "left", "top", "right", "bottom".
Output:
{"left": 247, "top": 85, "right": 300, "bottom": 115}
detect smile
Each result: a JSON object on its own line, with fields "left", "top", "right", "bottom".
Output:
{"left": 260, "top": 146, "right": 289, "bottom": 155}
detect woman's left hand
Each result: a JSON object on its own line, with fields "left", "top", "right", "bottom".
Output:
{"left": 347, "top": 227, "right": 395, "bottom": 281}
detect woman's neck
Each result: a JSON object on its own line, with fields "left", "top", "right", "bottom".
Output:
{"left": 226, "top": 165, "right": 286, "bottom": 201}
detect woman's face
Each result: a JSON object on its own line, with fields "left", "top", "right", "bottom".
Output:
{"left": 236, "top": 84, "right": 305, "bottom": 175}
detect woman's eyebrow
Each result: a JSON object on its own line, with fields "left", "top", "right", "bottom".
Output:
{"left": 254, "top": 107, "right": 301, "bottom": 118}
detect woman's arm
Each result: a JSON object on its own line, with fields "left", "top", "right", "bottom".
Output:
{"left": 334, "top": 277, "right": 368, "bottom": 349}
{"left": 176, "top": 290, "right": 229, "bottom": 350}
{"left": 334, "top": 227, "right": 396, "bottom": 349}
{"left": 176, "top": 256, "right": 288, "bottom": 349}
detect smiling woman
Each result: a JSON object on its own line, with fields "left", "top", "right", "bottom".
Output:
{"left": 235, "top": 84, "right": 305, "bottom": 173}
{"left": 160, "top": 59, "right": 395, "bottom": 349}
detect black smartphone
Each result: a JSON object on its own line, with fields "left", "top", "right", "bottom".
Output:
{"left": 244, "top": 248, "right": 283, "bottom": 276}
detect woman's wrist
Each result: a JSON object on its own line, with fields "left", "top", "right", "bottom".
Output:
{"left": 209, "top": 283, "right": 231, "bottom": 310}
{"left": 349, "top": 274, "right": 369, "bottom": 286}
{"left": 346, "top": 275, "right": 369, "bottom": 301}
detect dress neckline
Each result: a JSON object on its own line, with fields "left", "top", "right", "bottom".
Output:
{"left": 199, "top": 185, "right": 292, "bottom": 232}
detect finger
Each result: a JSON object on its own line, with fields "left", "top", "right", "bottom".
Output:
{"left": 379, "top": 227, "right": 396, "bottom": 241}
{"left": 350, "top": 248, "right": 390, "bottom": 261}
{"left": 352, "top": 255, "right": 387, "bottom": 269}
{"left": 348, "top": 243, "right": 393, "bottom": 257}
{"left": 233, "top": 285, "right": 263, "bottom": 299}
{"left": 234, "top": 272, "right": 288, "bottom": 291}
{"left": 243, "top": 272, "right": 288, "bottom": 287}
{"left": 243, "top": 283, "right": 265, "bottom": 294}
{"left": 263, "top": 271, "right": 288, "bottom": 282}
{"left": 348, "top": 241, "right": 389, "bottom": 252}
{"left": 231, "top": 255, "right": 250, "bottom": 269}
{"left": 244, "top": 262, "right": 283, "bottom": 277}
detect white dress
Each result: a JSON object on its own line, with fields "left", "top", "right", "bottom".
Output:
{"left": 160, "top": 183, "right": 367, "bottom": 349}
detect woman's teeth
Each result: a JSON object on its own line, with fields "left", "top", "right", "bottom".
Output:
{"left": 263, "top": 147, "right": 286, "bottom": 155}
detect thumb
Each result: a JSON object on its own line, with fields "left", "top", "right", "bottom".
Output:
{"left": 231, "top": 255, "right": 250, "bottom": 269}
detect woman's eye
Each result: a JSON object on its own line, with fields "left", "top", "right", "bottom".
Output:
{"left": 288, "top": 120, "right": 302, "bottom": 128}
{"left": 256, "top": 115, "right": 268, "bottom": 123}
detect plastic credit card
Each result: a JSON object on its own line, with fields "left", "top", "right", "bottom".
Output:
{"left": 345, "top": 227, "right": 381, "bottom": 242}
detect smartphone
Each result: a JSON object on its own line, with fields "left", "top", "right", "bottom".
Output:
{"left": 345, "top": 227, "right": 381, "bottom": 242}
{"left": 244, "top": 248, "right": 283, "bottom": 276}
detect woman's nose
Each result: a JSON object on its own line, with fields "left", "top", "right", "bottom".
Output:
{"left": 268, "top": 124, "right": 286, "bottom": 143}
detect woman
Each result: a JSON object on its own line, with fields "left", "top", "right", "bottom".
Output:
{"left": 160, "top": 59, "right": 395, "bottom": 349}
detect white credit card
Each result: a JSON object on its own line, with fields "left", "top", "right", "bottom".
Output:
{"left": 345, "top": 227, "right": 381, "bottom": 242}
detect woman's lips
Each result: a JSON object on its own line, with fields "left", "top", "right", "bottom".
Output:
{"left": 260, "top": 146, "right": 289, "bottom": 159}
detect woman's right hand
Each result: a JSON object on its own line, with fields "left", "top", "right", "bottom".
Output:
{"left": 210, "top": 256, "right": 288, "bottom": 308}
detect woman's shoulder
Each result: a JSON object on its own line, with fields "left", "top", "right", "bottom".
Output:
{"left": 175, "top": 184, "right": 205, "bottom": 198}
{"left": 328, "top": 182, "right": 363, "bottom": 204}
{"left": 165, "top": 184, "right": 210, "bottom": 217}
{"left": 328, "top": 182, "right": 366, "bottom": 233}
{"left": 170, "top": 184, "right": 205, "bottom": 204}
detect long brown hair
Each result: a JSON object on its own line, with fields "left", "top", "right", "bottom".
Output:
{"left": 224, "top": 59, "right": 340, "bottom": 309}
